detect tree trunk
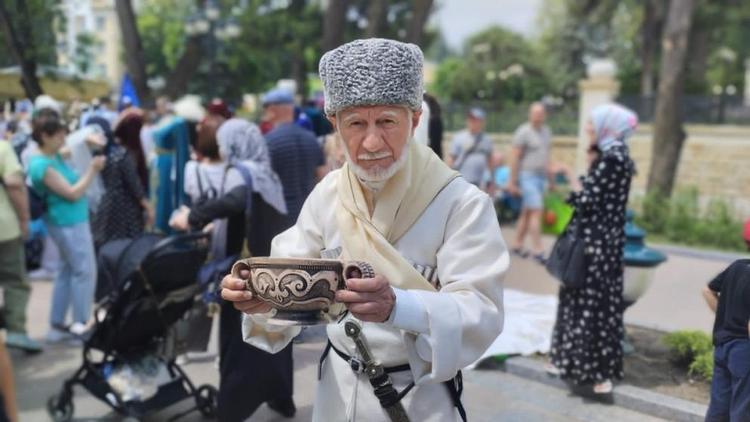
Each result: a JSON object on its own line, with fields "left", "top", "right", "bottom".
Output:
{"left": 406, "top": 0, "right": 434, "bottom": 47}
{"left": 0, "top": 0, "right": 43, "bottom": 99}
{"left": 365, "top": 0, "right": 387, "bottom": 38}
{"left": 115, "top": 0, "right": 152, "bottom": 106}
{"left": 323, "top": 0, "right": 349, "bottom": 51}
{"left": 639, "top": 0, "right": 664, "bottom": 97}
{"left": 163, "top": 36, "right": 203, "bottom": 100}
{"left": 647, "top": 0, "right": 697, "bottom": 197}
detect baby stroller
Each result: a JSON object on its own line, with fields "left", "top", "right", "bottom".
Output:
{"left": 47, "top": 232, "right": 218, "bottom": 421}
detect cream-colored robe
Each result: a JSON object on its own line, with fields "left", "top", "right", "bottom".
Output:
{"left": 242, "top": 171, "right": 508, "bottom": 421}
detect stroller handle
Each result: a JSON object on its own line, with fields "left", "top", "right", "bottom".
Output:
{"left": 150, "top": 232, "right": 211, "bottom": 256}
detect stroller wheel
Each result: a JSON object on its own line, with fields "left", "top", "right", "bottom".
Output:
{"left": 196, "top": 384, "right": 218, "bottom": 418}
{"left": 47, "top": 394, "right": 74, "bottom": 422}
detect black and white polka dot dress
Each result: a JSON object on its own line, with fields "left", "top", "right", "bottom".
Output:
{"left": 92, "top": 146, "right": 147, "bottom": 248}
{"left": 550, "top": 144, "right": 634, "bottom": 385}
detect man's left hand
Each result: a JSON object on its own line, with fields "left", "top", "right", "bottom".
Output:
{"left": 335, "top": 275, "right": 395, "bottom": 323}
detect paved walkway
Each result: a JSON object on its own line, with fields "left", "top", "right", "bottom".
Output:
{"left": 15, "top": 280, "right": 664, "bottom": 421}
{"left": 13, "top": 225, "right": 729, "bottom": 420}
{"left": 499, "top": 225, "right": 725, "bottom": 333}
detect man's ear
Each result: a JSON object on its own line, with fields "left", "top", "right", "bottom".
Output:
{"left": 411, "top": 110, "right": 422, "bottom": 129}
{"left": 410, "top": 110, "right": 422, "bottom": 136}
{"left": 327, "top": 115, "right": 337, "bottom": 131}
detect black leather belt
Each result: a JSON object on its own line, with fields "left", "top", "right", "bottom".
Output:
{"left": 318, "top": 340, "right": 467, "bottom": 421}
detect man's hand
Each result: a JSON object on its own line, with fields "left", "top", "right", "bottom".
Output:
{"left": 335, "top": 275, "right": 395, "bottom": 323}
{"left": 220, "top": 270, "right": 273, "bottom": 314}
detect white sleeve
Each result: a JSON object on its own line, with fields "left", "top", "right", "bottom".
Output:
{"left": 387, "top": 288, "right": 429, "bottom": 334}
{"left": 241, "top": 179, "right": 329, "bottom": 352}
{"left": 402, "top": 192, "right": 508, "bottom": 384}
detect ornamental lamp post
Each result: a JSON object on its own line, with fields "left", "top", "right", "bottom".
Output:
{"left": 621, "top": 209, "right": 668, "bottom": 354}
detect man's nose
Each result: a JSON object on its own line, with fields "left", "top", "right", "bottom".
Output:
{"left": 361, "top": 128, "right": 385, "bottom": 152}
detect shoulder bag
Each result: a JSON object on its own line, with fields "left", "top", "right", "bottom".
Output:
{"left": 545, "top": 211, "right": 587, "bottom": 289}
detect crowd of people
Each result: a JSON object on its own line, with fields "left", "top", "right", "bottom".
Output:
{"left": 0, "top": 37, "right": 746, "bottom": 422}
{"left": 0, "top": 87, "right": 341, "bottom": 419}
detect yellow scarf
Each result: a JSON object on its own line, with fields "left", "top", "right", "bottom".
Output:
{"left": 336, "top": 141, "right": 459, "bottom": 291}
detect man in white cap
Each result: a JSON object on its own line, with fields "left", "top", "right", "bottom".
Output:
{"left": 221, "top": 38, "right": 507, "bottom": 421}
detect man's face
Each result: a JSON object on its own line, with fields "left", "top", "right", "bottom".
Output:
{"left": 467, "top": 116, "right": 484, "bottom": 134}
{"left": 332, "top": 105, "right": 420, "bottom": 181}
{"left": 529, "top": 105, "right": 546, "bottom": 126}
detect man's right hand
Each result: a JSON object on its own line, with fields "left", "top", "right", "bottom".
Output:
{"left": 220, "top": 270, "right": 273, "bottom": 314}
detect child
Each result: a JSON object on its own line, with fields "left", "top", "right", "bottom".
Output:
{"left": 702, "top": 259, "right": 750, "bottom": 421}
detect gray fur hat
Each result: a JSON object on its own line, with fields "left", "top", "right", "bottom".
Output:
{"left": 319, "top": 38, "right": 424, "bottom": 116}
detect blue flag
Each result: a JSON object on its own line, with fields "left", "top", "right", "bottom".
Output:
{"left": 118, "top": 74, "right": 141, "bottom": 111}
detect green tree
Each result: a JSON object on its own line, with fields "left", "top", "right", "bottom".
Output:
{"left": 432, "top": 26, "right": 551, "bottom": 103}
{"left": 0, "top": 0, "right": 61, "bottom": 99}
{"left": 72, "top": 32, "right": 98, "bottom": 76}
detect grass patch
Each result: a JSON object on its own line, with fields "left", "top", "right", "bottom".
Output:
{"left": 663, "top": 330, "right": 714, "bottom": 381}
{"left": 634, "top": 188, "right": 747, "bottom": 252}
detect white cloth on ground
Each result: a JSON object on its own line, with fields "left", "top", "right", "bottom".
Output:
{"left": 468, "top": 289, "right": 558, "bottom": 368}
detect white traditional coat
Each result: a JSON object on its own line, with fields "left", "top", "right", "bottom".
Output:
{"left": 242, "top": 171, "right": 508, "bottom": 421}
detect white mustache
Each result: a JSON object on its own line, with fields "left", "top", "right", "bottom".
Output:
{"left": 357, "top": 151, "right": 393, "bottom": 160}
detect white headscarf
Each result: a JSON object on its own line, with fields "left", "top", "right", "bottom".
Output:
{"left": 216, "top": 118, "right": 287, "bottom": 215}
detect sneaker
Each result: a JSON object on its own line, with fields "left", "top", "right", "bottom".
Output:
{"left": 532, "top": 253, "right": 548, "bottom": 266}
{"left": 45, "top": 327, "right": 73, "bottom": 344}
{"left": 5, "top": 332, "right": 43, "bottom": 354}
{"left": 68, "top": 322, "right": 90, "bottom": 340}
{"left": 544, "top": 362, "right": 561, "bottom": 377}
{"left": 511, "top": 248, "right": 529, "bottom": 259}
{"left": 593, "top": 380, "right": 614, "bottom": 394}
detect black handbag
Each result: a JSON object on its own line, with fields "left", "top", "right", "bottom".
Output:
{"left": 545, "top": 212, "right": 587, "bottom": 288}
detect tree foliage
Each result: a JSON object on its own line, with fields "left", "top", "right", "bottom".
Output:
{"left": 135, "top": 0, "right": 439, "bottom": 102}
{"left": 432, "top": 26, "right": 551, "bottom": 103}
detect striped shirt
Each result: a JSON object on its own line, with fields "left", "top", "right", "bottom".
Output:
{"left": 265, "top": 123, "right": 324, "bottom": 228}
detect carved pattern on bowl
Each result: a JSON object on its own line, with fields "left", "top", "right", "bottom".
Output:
{"left": 250, "top": 268, "right": 341, "bottom": 310}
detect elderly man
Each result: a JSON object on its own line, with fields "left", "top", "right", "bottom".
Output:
{"left": 221, "top": 38, "right": 507, "bottom": 421}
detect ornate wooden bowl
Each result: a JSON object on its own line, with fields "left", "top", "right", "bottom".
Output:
{"left": 231, "top": 257, "right": 374, "bottom": 325}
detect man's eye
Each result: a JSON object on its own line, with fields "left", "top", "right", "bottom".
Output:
{"left": 350, "top": 121, "right": 363, "bottom": 127}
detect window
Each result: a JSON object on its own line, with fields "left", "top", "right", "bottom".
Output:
{"left": 95, "top": 15, "right": 106, "bottom": 31}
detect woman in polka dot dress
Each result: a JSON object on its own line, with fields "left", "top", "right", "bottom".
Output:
{"left": 549, "top": 103, "right": 638, "bottom": 395}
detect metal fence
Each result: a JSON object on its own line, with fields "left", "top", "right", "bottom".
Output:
{"left": 617, "top": 94, "right": 750, "bottom": 125}
{"left": 439, "top": 94, "right": 750, "bottom": 137}
{"left": 440, "top": 101, "right": 579, "bottom": 136}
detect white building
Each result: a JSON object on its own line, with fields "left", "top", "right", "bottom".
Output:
{"left": 56, "top": 0, "right": 124, "bottom": 87}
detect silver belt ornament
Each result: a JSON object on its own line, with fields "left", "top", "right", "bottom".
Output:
{"left": 345, "top": 321, "right": 410, "bottom": 422}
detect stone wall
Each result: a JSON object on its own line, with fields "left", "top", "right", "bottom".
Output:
{"left": 473, "top": 124, "right": 750, "bottom": 216}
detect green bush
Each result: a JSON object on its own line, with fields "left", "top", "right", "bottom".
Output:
{"left": 689, "top": 350, "right": 715, "bottom": 381}
{"left": 663, "top": 330, "right": 713, "bottom": 366}
{"left": 635, "top": 188, "right": 746, "bottom": 252}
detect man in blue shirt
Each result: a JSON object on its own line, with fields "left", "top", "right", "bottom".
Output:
{"left": 261, "top": 88, "right": 327, "bottom": 228}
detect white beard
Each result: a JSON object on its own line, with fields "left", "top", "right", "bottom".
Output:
{"left": 343, "top": 142, "right": 410, "bottom": 193}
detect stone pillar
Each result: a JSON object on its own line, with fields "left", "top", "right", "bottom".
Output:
{"left": 744, "top": 58, "right": 750, "bottom": 106}
{"left": 576, "top": 59, "right": 620, "bottom": 175}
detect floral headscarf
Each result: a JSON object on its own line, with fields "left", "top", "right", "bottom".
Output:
{"left": 590, "top": 103, "right": 638, "bottom": 151}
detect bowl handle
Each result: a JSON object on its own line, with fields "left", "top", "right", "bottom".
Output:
{"left": 231, "top": 259, "right": 255, "bottom": 293}
{"left": 342, "top": 261, "right": 375, "bottom": 281}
